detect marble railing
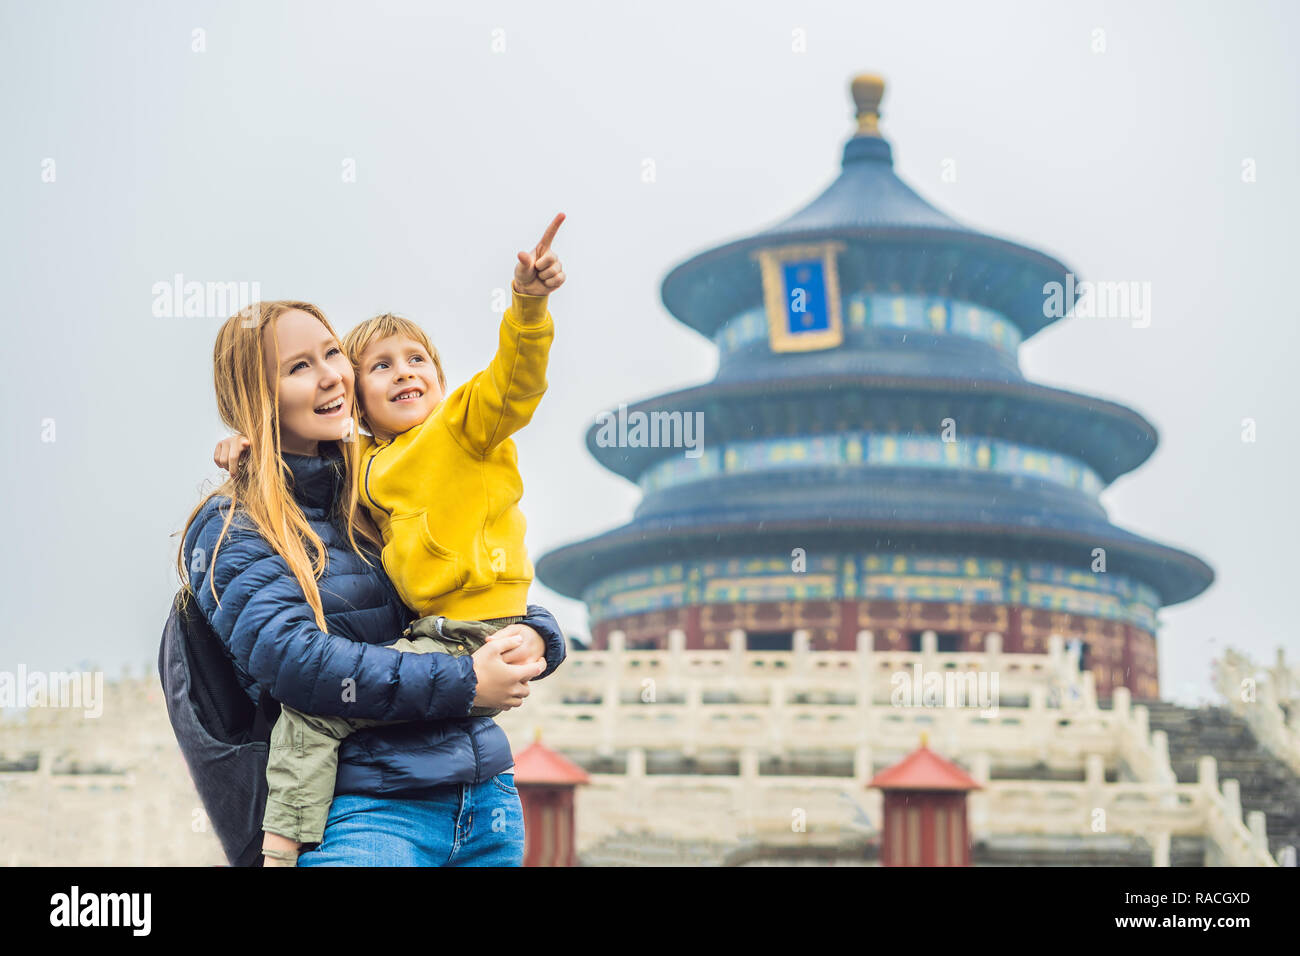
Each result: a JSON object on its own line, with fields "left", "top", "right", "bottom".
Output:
{"left": 566, "top": 751, "right": 1276, "bottom": 867}
{"left": 500, "top": 638, "right": 1183, "bottom": 784}
{"left": 554, "top": 629, "right": 1084, "bottom": 702}
{"left": 1212, "top": 647, "right": 1300, "bottom": 776}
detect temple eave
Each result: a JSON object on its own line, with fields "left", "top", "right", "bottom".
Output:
{"left": 586, "top": 375, "right": 1159, "bottom": 485}
{"left": 536, "top": 517, "right": 1213, "bottom": 609}
{"left": 662, "top": 227, "right": 1078, "bottom": 340}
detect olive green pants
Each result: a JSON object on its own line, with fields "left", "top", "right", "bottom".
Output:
{"left": 262, "top": 614, "right": 527, "bottom": 845}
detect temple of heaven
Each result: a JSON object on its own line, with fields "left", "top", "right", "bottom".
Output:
{"left": 537, "top": 73, "right": 1214, "bottom": 699}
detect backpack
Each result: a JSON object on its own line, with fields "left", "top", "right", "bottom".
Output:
{"left": 157, "top": 589, "right": 281, "bottom": 867}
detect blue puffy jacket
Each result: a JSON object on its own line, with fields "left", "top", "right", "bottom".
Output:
{"left": 180, "top": 447, "right": 566, "bottom": 796}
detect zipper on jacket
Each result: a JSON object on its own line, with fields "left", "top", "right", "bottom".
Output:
{"left": 363, "top": 438, "right": 395, "bottom": 515}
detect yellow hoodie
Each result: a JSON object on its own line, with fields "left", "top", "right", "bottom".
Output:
{"left": 358, "top": 288, "right": 554, "bottom": 619}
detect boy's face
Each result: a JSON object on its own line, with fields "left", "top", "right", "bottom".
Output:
{"left": 355, "top": 334, "right": 445, "bottom": 441}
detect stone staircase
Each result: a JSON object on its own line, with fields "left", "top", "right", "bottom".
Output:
{"left": 578, "top": 830, "right": 1208, "bottom": 866}
{"left": 1134, "top": 699, "right": 1300, "bottom": 861}
{"left": 974, "top": 834, "right": 1205, "bottom": 867}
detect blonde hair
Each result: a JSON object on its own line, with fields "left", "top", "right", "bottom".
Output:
{"left": 176, "top": 301, "right": 380, "bottom": 632}
{"left": 341, "top": 313, "right": 447, "bottom": 433}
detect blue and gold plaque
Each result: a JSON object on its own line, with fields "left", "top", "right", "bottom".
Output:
{"left": 752, "top": 241, "right": 846, "bottom": 352}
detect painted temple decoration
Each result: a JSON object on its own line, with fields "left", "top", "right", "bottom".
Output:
{"left": 870, "top": 734, "right": 982, "bottom": 866}
{"left": 536, "top": 72, "right": 1214, "bottom": 699}
{"left": 514, "top": 731, "right": 590, "bottom": 867}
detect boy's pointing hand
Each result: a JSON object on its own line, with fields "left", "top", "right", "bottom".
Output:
{"left": 513, "top": 212, "right": 566, "bottom": 296}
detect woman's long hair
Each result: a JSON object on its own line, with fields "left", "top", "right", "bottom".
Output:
{"left": 175, "top": 301, "right": 379, "bottom": 632}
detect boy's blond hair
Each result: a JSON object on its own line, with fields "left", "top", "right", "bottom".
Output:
{"left": 342, "top": 314, "right": 448, "bottom": 431}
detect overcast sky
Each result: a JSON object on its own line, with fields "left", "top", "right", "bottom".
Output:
{"left": 2, "top": 0, "right": 1296, "bottom": 707}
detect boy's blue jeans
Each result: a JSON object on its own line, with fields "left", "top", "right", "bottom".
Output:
{"left": 296, "top": 773, "right": 524, "bottom": 866}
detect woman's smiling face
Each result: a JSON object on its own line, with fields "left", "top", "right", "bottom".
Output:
{"left": 264, "top": 309, "right": 355, "bottom": 455}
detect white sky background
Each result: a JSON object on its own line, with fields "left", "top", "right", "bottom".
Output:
{"left": 1, "top": 0, "right": 1296, "bottom": 707}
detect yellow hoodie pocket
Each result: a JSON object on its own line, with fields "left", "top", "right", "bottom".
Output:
{"left": 384, "top": 511, "right": 466, "bottom": 603}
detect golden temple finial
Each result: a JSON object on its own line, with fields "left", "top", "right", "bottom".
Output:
{"left": 919, "top": 730, "right": 929, "bottom": 748}
{"left": 533, "top": 725, "right": 544, "bottom": 743}
{"left": 851, "top": 73, "right": 886, "bottom": 137}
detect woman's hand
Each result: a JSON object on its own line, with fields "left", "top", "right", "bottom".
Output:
{"left": 471, "top": 635, "right": 547, "bottom": 711}
{"left": 512, "top": 212, "right": 566, "bottom": 296}
{"left": 214, "top": 435, "right": 251, "bottom": 476}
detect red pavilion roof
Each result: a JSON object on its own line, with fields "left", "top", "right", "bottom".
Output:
{"left": 513, "top": 733, "right": 591, "bottom": 786}
{"left": 869, "top": 738, "right": 982, "bottom": 792}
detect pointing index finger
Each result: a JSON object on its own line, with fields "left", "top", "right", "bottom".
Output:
{"left": 532, "top": 212, "right": 565, "bottom": 257}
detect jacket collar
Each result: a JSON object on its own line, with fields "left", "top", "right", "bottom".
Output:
{"left": 281, "top": 445, "right": 345, "bottom": 512}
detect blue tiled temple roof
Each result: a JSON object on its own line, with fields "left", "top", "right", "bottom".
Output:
{"left": 661, "top": 85, "right": 1076, "bottom": 341}
{"left": 761, "top": 135, "right": 968, "bottom": 235}
{"left": 582, "top": 374, "right": 1160, "bottom": 485}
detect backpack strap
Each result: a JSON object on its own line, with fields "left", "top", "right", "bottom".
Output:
{"left": 250, "top": 693, "right": 280, "bottom": 744}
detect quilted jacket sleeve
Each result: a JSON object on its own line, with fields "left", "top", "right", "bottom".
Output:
{"left": 182, "top": 497, "right": 478, "bottom": 720}
{"left": 521, "top": 603, "right": 567, "bottom": 680}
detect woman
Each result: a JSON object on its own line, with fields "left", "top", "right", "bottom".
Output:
{"left": 177, "top": 297, "right": 564, "bottom": 866}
